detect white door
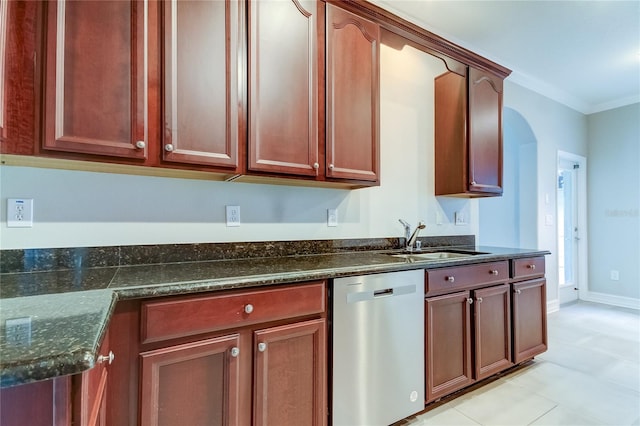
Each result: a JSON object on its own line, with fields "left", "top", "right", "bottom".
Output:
{"left": 557, "top": 152, "right": 587, "bottom": 305}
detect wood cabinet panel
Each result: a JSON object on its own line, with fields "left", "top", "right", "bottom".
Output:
{"left": 42, "top": 0, "right": 148, "bottom": 159}
{"left": 139, "top": 334, "right": 241, "bottom": 426}
{"left": 0, "top": 378, "right": 70, "bottom": 426}
{"left": 473, "top": 284, "right": 512, "bottom": 380}
{"left": 425, "top": 291, "right": 473, "bottom": 402}
{"left": 248, "top": 0, "right": 321, "bottom": 176}
{"left": 425, "top": 261, "right": 508, "bottom": 296}
{"left": 162, "top": 0, "right": 244, "bottom": 170}
{"left": 326, "top": 4, "right": 379, "bottom": 182}
{"left": 2, "top": 1, "right": 38, "bottom": 155}
{"left": 512, "top": 278, "right": 547, "bottom": 363}
{"left": 141, "top": 282, "right": 326, "bottom": 343}
{"left": 253, "top": 318, "right": 326, "bottom": 426}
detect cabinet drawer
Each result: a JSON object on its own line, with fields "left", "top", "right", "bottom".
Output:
{"left": 141, "top": 281, "right": 326, "bottom": 344}
{"left": 511, "top": 257, "right": 545, "bottom": 280}
{"left": 426, "top": 261, "right": 508, "bottom": 296}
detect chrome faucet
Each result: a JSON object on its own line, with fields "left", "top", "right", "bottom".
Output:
{"left": 399, "top": 219, "right": 426, "bottom": 252}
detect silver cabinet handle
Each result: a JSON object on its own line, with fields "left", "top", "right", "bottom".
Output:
{"left": 230, "top": 347, "right": 240, "bottom": 357}
{"left": 312, "top": 162, "right": 319, "bottom": 169}
{"left": 490, "top": 270, "right": 499, "bottom": 275}
{"left": 470, "top": 181, "right": 476, "bottom": 186}
{"left": 97, "top": 350, "right": 115, "bottom": 365}
{"left": 467, "top": 297, "right": 473, "bottom": 304}
{"left": 514, "top": 289, "right": 522, "bottom": 294}
{"left": 527, "top": 264, "right": 536, "bottom": 270}
{"left": 476, "top": 297, "right": 483, "bottom": 303}
{"left": 446, "top": 276, "right": 455, "bottom": 283}
{"left": 328, "top": 164, "right": 334, "bottom": 170}
{"left": 258, "top": 342, "right": 267, "bottom": 352}
{"left": 164, "top": 144, "right": 174, "bottom": 152}
{"left": 135, "top": 141, "right": 146, "bottom": 149}
{"left": 244, "top": 304, "right": 254, "bottom": 314}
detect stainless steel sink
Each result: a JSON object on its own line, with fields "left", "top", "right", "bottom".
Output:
{"left": 390, "top": 251, "right": 486, "bottom": 261}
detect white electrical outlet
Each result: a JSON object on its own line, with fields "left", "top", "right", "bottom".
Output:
{"left": 610, "top": 270, "right": 620, "bottom": 281}
{"left": 455, "top": 211, "right": 465, "bottom": 226}
{"left": 226, "top": 205, "right": 241, "bottom": 227}
{"left": 327, "top": 209, "right": 338, "bottom": 227}
{"left": 7, "top": 199, "right": 34, "bottom": 228}
{"left": 5, "top": 317, "right": 32, "bottom": 346}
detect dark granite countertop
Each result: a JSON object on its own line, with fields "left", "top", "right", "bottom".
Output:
{"left": 0, "top": 242, "right": 549, "bottom": 388}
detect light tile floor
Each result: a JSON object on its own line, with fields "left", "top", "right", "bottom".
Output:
{"left": 406, "top": 301, "right": 640, "bottom": 426}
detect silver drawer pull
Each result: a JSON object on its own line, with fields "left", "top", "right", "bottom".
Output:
{"left": 244, "top": 304, "right": 254, "bottom": 314}
{"left": 476, "top": 297, "right": 483, "bottom": 303}
{"left": 490, "top": 270, "right": 499, "bottom": 275}
{"left": 258, "top": 342, "right": 267, "bottom": 352}
{"left": 527, "top": 264, "right": 536, "bottom": 270}
{"left": 467, "top": 297, "right": 473, "bottom": 304}
{"left": 446, "top": 276, "right": 455, "bottom": 283}
{"left": 135, "top": 140, "right": 146, "bottom": 149}
{"left": 97, "top": 351, "right": 115, "bottom": 365}
{"left": 514, "top": 289, "right": 522, "bottom": 294}
{"left": 230, "top": 347, "right": 240, "bottom": 357}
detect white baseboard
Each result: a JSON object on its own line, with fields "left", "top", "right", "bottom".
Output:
{"left": 581, "top": 291, "right": 640, "bottom": 310}
{"left": 547, "top": 299, "right": 560, "bottom": 314}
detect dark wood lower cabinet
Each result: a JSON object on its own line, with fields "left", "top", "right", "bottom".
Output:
{"left": 425, "top": 291, "right": 474, "bottom": 402}
{"left": 253, "top": 319, "right": 326, "bottom": 426}
{"left": 512, "top": 278, "right": 548, "bottom": 363}
{"left": 140, "top": 334, "right": 241, "bottom": 426}
{"left": 473, "top": 284, "right": 513, "bottom": 380}
{"left": 425, "top": 284, "right": 512, "bottom": 402}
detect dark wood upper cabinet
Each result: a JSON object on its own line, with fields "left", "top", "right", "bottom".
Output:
{"left": 161, "top": 0, "right": 244, "bottom": 171}
{"left": 248, "top": 0, "right": 321, "bottom": 177}
{"left": 42, "top": 0, "right": 149, "bottom": 160}
{"left": 0, "top": 0, "right": 7, "bottom": 144}
{"left": 435, "top": 67, "right": 503, "bottom": 197}
{"left": 326, "top": 4, "right": 379, "bottom": 183}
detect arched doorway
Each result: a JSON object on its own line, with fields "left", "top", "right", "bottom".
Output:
{"left": 479, "top": 108, "right": 537, "bottom": 248}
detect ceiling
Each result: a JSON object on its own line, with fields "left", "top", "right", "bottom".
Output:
{"left": 371, "top": 0, "right": 640, "bottom": 114}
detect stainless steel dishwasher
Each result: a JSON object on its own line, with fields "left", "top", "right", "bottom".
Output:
{"left": 332, "top": 269, "right": 424, "bottom": 426}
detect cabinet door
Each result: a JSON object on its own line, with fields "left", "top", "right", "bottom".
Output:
{"left": 512, "top": 279, "right": 548, "bottom": 363}
{"left": 0, "top": 0, "right": 7, "bottom": 143}
{"left": 43, "top": 0, "right": 148, "bottom": 159}
{"left": 473, "top": 284, "right": 512, "bottom": 380}
{"left": 425, "top": 291, "right": 473, "bottom": 402}
{"left": 434, "top": 70, "right": 467, "bottom": 196}
{"left": 468, "top": 67, "right": 503, "bottom": 195}
{"left": 162, "top": 0, "right": 244, "bottom": 170}
{"left": 248, "top": 0, "right": 321, "bottom": 176}
{"left": 326, "top": 4, "right": 379, "bottom": 183}
{"left": 253, "top": 318, "right": 326, "bottom": 426}
{"left": 140, "top": 334, "right": 241, "bottom": 426}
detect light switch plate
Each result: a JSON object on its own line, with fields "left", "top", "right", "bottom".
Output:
{"left": 327, "top": 209, "right": 338, "bottom": 227}
{"left": 7, "top": 199, "right": 34, "bottom": 228}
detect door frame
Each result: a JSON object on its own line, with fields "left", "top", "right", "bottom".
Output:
{"left": 556, "top": 151, "right": 588, "bottom": 305}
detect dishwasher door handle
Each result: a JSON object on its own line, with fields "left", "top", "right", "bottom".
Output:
{"left": 374, "top": 288, "right": 394, "bottom": 297}
{"left": 347, "top": 284, "right": 416, "bottom": 303}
